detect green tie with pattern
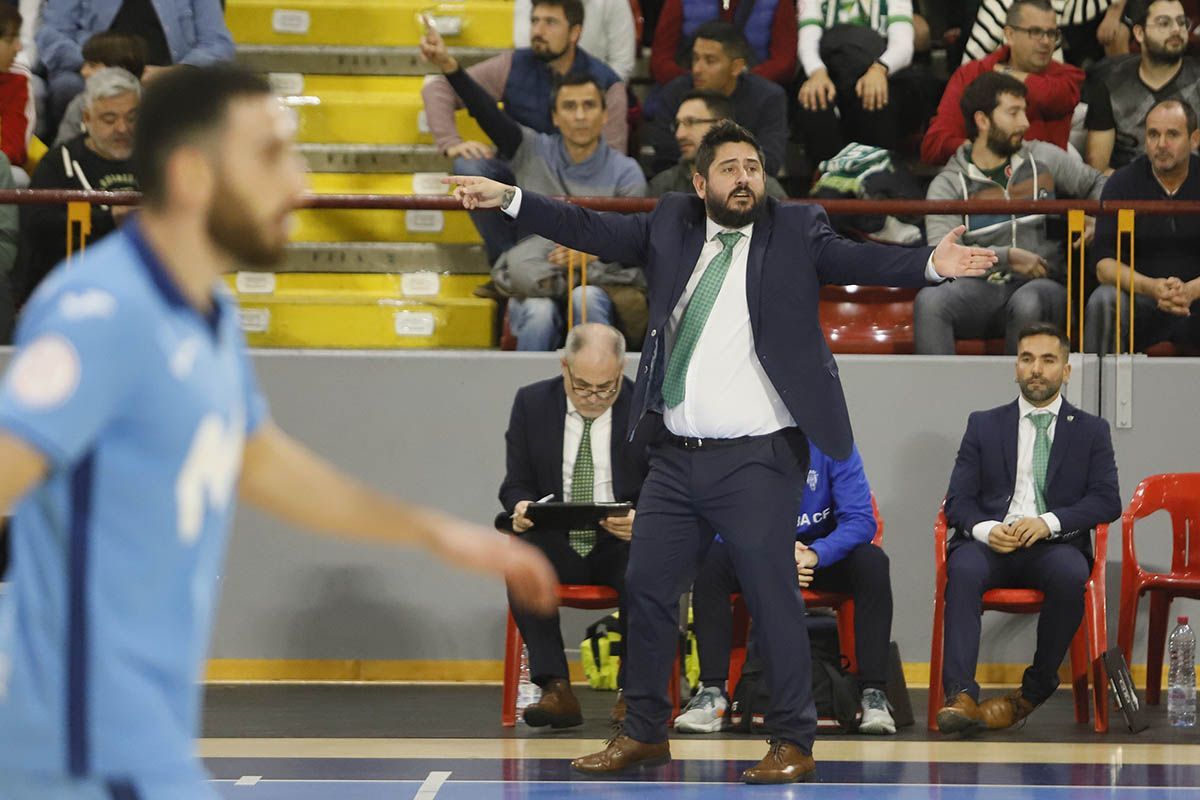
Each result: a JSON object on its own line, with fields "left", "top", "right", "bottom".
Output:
{"left": 662, "top": 231, "right": 743, "bottom": 408}
{"left": 1029, "top": 412, "right": 1054, "bottom": 515}
{"left": 568, "top": 417, "right": 595, "bottom": 555}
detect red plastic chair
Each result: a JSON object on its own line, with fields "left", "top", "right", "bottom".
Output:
{"left": 501, "top": 584, "right": 681, "bottom": 726}
{"left": 1117, "top": 473, "right": 1200, "bottom": 704}
{"left": 725, "top": 495, "right": 885, "bottom": 696}
{"left": 927, "top": 505, "right": 1109, "bottom": 732}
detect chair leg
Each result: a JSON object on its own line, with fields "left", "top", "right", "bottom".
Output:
{"left": 1117, "top": 569, "right": 1140, "bottom": 667}
{"left": 502, "top": 609, "right": 522, "bottom": 727}
{"left": 727, "top": 595, "right": 750, "bottom": 697}
{"left": 1068, "top": 624, "right": 1089, "bottom": 725}
{"left": 1146, "top": 592, "right": 1171, "bottom": 705}
{"left": 838, "top": 600, "right": 858, "bottom": 674}
{"left": 928, "top": 587, "right": 946, "bottom": 731}
{"left": 669, "top": 652, "right": 682, "bottom": 725}
{"left": 1086, "top": 586, "right": 1109, "bottom": 733}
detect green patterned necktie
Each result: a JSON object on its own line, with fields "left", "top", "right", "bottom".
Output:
{"left": 568, "top": 417, "right": 595, "bottom": 555}
{"left": 1029, "top": 412, "right": 1054, "bottom": 514}
{"left": 662, "top": 231, "right": 743, "bottom": 408}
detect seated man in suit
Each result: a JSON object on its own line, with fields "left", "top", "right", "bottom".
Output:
{"left": 676, "top": 441, "right": 896, "bottom": 734}
{"left": 937, "top": 323, "right": 1121, "bottom": 734}
{"left": 500, "top": 323, "right": 646, "bottom": 727}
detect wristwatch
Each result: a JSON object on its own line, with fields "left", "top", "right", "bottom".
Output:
{"left": 501, "top": 187, "right": 516, "bottom": 210}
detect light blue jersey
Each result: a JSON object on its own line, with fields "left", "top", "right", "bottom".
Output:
{"left": 0, "top": 220, "right": 267, "bottom": 786}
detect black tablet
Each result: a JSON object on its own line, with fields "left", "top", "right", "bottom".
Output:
{"left": 524, "top": 502, "right": 633, "bottom": 530}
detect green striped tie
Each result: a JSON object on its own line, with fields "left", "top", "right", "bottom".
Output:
{"left": 568, "top": 417, "right": 595, "bottom": 555}
{"left": 662, "top": 231, "right": 743, "bottom": 408}
{"left": 1029, "top": 412, "right": 1054, "bottom": 515}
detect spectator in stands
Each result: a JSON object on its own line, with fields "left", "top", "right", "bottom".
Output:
{"left": 649, "top": 88, "right": 787, "bottom": 197}
{"left": 16, "top": 67, "right": 138, "bottom": 306}
{"left": 918, "top": 73, "right": 1106, "bottom": 355}
{"left": 1085, "top": 0, "right": 1200, "bottom": 172}
{"left": 936, "top": 323, "right": 1120, "bottom": 735}
{"left": 649, "top": 0, "right": 797, "bottom": 86}
{"left": 35, "top": 0, "right": 233, "bottom": 133}
{"left": 645, "top": 22, "right": 787, "bottom": 175}
{"left": 960, "top": 0, "right": 1130, "bottom": 65}
{"left": 675, "top": 441, "right": 897, "bottom": 736}
{"left": 0, "top": 4, "right": 34, "bottom": 183}
{"left": 422, "top": 24, "right": 645, "bottom": 351}
{"left": 498, "top": 323, "right": 646, "bottom": 728}
{"left": 422, "top": 0, "right": 628, "bottom": 266}
{"left": 513, "top": 0, "right": 638, "bottom": 81}
{"left": 922, "top": 0, "right": 1084, "bottom": 166}
{"left": 0, "top": 152, "right": 18, "bottom": 342}
{"left": 52, "top": 31, "right": 146, "bottom": 149}
{"left": 1085, "top": 99, "right": 1200, "bottom": 353}
{"left": 795, "top": 0, "right": 931, "bottom": 165}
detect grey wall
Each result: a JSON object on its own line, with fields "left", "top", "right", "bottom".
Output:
{"left": 206, "top": 351, "right": 1198, "bottom": 668}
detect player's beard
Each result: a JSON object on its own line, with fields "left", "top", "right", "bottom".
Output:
{"left": 206, "top": 175, "right": 288, "bottom": 268}
{"left": 705, "top": 183, "right": 764, "bottom": 228}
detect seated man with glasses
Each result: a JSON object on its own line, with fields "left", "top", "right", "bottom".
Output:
{"left": 922, "top": 0, "right": 1084, "bottom": 166}
{"left": 1086, "top": 0, "right": 1200, "bottom": 173}
{"left": 649, "top": 89, "right": 786, "bottom": 198}
{"left": 498, "top": 323, "right": 647, "bottom": 728}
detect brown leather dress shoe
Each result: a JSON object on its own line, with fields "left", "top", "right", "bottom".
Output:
{"left": 979, "top": 689, "right": 1038, "bottom": 731}
{"left": 936, "top": 692, "right": 986, "bottom": 735}
{"left": 522, "top": 678, "right": 583, "bottom": 729}
{"left": 741, "top": 739, "right": 818, "bottom": 784}
{"left": 571, "top": 734, "right": 671, "bottom": 774}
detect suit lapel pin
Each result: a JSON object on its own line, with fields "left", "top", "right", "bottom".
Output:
{"left": 1067, "top": 415, "right": 1074, "bottom": 422}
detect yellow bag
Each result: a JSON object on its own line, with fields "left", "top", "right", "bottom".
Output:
{"left": 580, "top": 610, "right": 701, "bottom": 692}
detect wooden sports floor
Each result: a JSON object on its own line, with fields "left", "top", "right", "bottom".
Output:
{"left": 200, "top": 683, "right": 1200, "bottom": 798}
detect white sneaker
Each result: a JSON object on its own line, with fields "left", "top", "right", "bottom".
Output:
{"left": 673, "top": 685, "right": 727, "bottom": 733}
{"left": 858, "top": 688, "right": 896, "bottom": 735}
{"left": 868, "top": 215, "right": 923, "bottom": 246}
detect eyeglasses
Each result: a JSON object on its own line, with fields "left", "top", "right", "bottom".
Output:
{"left": 1145, "top": 15, "right": 1191, "bottom": 31}
{"left": 566, "top": 365, "right": 621, "bottom": 399}
{"left": 1008, "top": 25, "right": 1063, "bottom": 43}
{"left": 671, "top": 116, "right": 719, "bottom": 132}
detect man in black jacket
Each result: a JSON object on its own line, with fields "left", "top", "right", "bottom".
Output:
{"left": 17, "top": 67, "right": 139, "bottom": 306}
{"left": 500, "top": 323, "right": 646, "bottom": 728}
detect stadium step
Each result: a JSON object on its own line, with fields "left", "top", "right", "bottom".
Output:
{"left": 282, "top": 75, "right": 491, "bottom": 145}
{"left": 227, "top": 273, "right": 495, "bottom": 349}
{"left": 295, "top": 172, "right": 480, "bottom": 244}
{"left": 239, "top": 44, "right": 499, "bottom": 76}
{"left": 226, "top": 0, "right": 515, "bottom": 48}
{"left": 281, "top": 243, "right": 488, "bottom": 274}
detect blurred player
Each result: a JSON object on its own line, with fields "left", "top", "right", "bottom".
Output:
{"left": 0, "top": 65, "right": 558, "bottom": 800}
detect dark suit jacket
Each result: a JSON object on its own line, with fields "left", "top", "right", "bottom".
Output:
{"left": 498, "top": 376, "right": 647, "bottom": 535}
{"left": 944, "top": 399, "right": 1122, "bottom": 557}
{"left": 514, "top": 191, "right": 934, "bottom": 459}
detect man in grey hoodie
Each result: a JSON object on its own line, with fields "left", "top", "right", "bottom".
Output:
{"left": 917, "top": 72, "right": 1106, "bottom": 355}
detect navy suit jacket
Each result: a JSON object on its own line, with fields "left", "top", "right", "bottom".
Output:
{"left": 498, "top": 376, "right": 646, "bottom": 534}
{"left": 944, "top": 399, "right": 1122, "bottom": 557}
{"left": 513, "top": 191, "right": 935, "bottom": 459}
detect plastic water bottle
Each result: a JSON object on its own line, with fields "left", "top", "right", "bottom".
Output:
{"left": 1168, "top": 616, "right": 1196, "bottom": 728}
{"left": 516, "top": 644, "right": 541, "bottom": 720}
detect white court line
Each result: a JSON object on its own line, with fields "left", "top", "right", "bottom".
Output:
{"left": 206, "top": 779, "right": 1200, "bottom": 792}
{"left": 234, "top": 775, "right": 262, "bottom": 786}
{"left": 414, "top": 770, "right": 452, "bottom": 799}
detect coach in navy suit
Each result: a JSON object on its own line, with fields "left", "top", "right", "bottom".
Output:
{"left": 937, "top": 323, "right": 1121, "bottom": 735}
{"left": 499, "top": 324, "right": 646, "bottom": 729}
{"left": 452, "top": 121, "right": 995, "bottom": 783}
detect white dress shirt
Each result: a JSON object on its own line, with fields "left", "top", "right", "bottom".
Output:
{"left": 971, "top": 394, "right": 1064, "bottom": 544}
{"left": 563, "top": 405, "right": 615, "bottom": 502}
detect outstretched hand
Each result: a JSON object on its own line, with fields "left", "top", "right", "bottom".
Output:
{"left": 932, "top": 225, "right": 998, "bottom": 279}
{"left": 442, "top": 175, "right": 513, "bottom": 210}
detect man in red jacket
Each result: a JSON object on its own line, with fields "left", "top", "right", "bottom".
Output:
{"left": 921, "top": 0, "right": 1083, "bottom": 166}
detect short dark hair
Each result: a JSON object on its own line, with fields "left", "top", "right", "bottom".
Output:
{"left": 691, "top": 21, "right": 751, "bottom": 62}
{"left": 1127, "top": 0, "right": 1184, "bottom": 28}
{"left": 960, "top": 72, "right": 1028, "bottom": 140}
{"left": 694, "top": 120, "right": 764, "bottom": 177}
{"left": 1006, "top": 0, "right": 1055, "bottom": 25}
{"left": 132, "top": 65, "right": 273, "bottom": 208}
{"left": 533, "top": 0, "right": 584, "bottom": 29}
{"left": 679, "top": 89, "right": 734, "bottom": 121}
{"left": 0, "top": 4, "right": 21, "bottom": 39}
{"left": 549, "top": 72, "right": 605, "bottom": 111}
{"left": 1147, "top": 97, "right": 1198, "bottom": 133}
{"left": 82, "top": 31, "right": 148, "bottom": 78}
{"left": 1017, "top": 322, "right": 1071, "bottom": 355}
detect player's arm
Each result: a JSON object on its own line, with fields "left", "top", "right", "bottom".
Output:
{"left": 238, "top": 421, "right": 558, "bottom": 614}
{"left": 0, "top": 433, "right": 49, "bottom": 514}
